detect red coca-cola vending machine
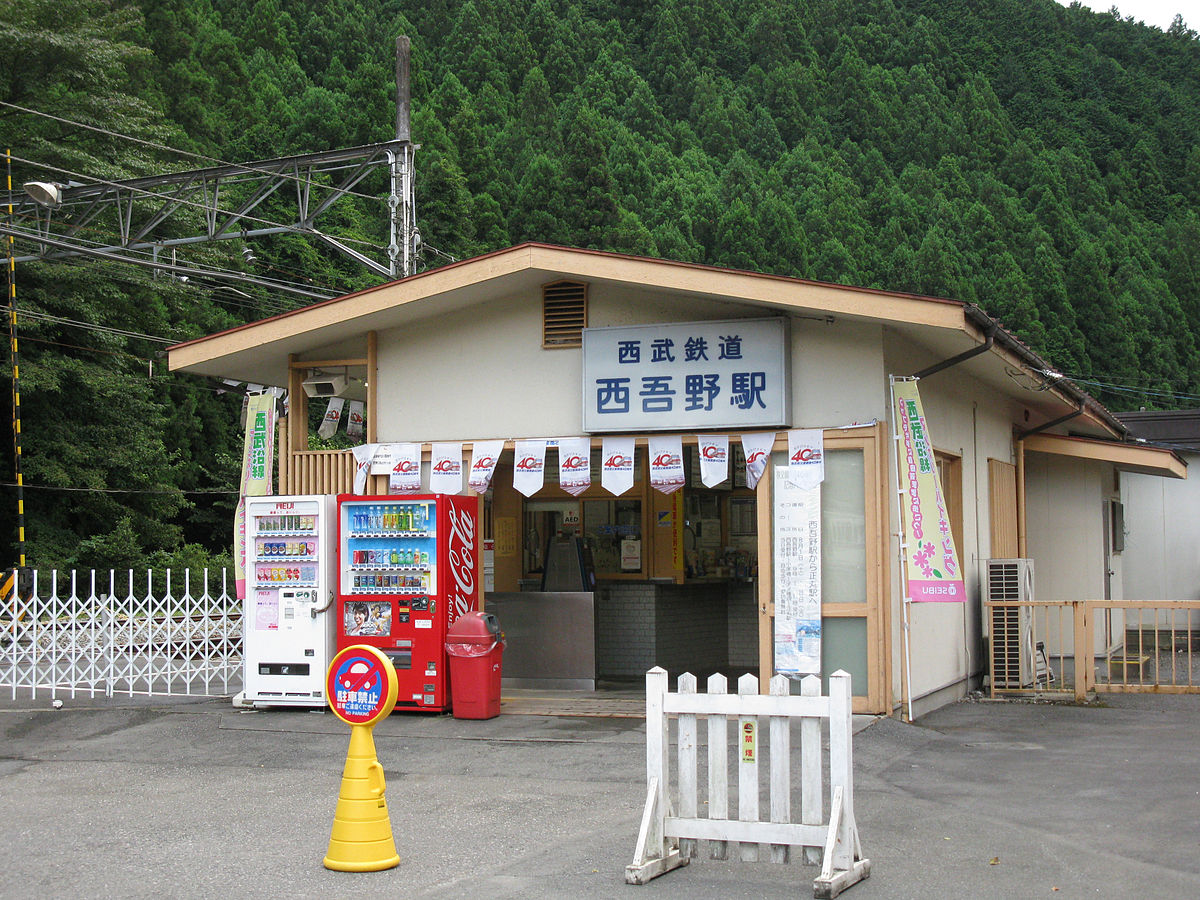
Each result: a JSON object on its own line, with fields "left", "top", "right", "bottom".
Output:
{"left": 335, "top": 493, "right": 480, "bottom": 711}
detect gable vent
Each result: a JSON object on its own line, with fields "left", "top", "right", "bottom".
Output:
{"left": 543, "top": 280, "right": 588, "bottom": 348}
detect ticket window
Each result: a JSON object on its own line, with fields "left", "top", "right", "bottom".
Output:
{"left": 683, "top": 443, "right": 757, "bottom": 580}
{"left": 581, "top": 498, "right": 643, "bottom": 576}
{"left": 522, "top": 499, "right": 578, "bottom": 577}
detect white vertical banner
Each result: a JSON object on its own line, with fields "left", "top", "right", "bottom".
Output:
{"left": 317, "top": 397, "right": 345, "bottom": 439}
{"left": 648, "top": 434, "right": 685, "bottom": 495}
{"left": 740, "top": 431, "right": 776, "bottom": 490}
{"left": 388, "top": 442, "right": 422, "bottom": 494}
{"left": 787, "top": 428, "right": 825, "bottom": 490}
{"left": 697, "top": 434, "right": 730, "bottom": 487}
{"left": 429, "top": 442, "right": 464, "bottom": 495}
{"left": 352, "top": 443, "right": 380, "bottom": 495}
{"left": 557, "top": 437, "right": 592, "bottom": 497}
{"left": 345, "top": 401, "right": 365, "bottom": 439}
{"left": 773, "top": 465, "right": 822, "bottom": 675}
{"left": 468, "top": 440, "right": 504, "bottom": 494}
{"left": 513, "top": 439, "right": 547, "bottom": 497}
{"left": 601, "top": 436, "right": 635, "bottom": 496}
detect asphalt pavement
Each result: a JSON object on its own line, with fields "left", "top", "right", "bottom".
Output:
{"left": 1, "top": 689, "right": 1198, "bottom": 899}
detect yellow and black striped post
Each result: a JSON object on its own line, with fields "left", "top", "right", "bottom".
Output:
{"left": 5, "top": 148, "right": 25, "bottom": 567}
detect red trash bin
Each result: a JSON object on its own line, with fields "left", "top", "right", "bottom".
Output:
{"left": 445, "top": 611, "right": 505, "bottom": 719}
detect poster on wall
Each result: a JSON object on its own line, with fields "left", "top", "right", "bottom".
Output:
{"left": 892, "top": 377, "right": 966, "bottom": 602}
{"left": 773, "top": 466, "right": 822, "bottom": 675}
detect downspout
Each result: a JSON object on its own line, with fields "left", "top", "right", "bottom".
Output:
{"left": 910, "top": 319, "right": 997, "bottom": 380}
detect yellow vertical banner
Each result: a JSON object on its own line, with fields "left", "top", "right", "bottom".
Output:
{"left": 892, "top": 378, "right": 965, "bottom": 602}
{"left": 234, "top": 393, "right": 277, "bottom": 599}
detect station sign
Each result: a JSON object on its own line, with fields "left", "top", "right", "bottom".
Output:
{"left": 582, "top": 318, "right": 790, "bottom": 433}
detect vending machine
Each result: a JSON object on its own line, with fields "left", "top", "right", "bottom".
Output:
{"left": 336, "top": 493, "right": 481, "bottom": 711}
{"left": 243, "top": 494, "right": 337, "bottom": 707}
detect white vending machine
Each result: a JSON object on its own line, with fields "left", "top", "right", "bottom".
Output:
{"left": 242, "top": 494, "right": 337, "bottom": 707}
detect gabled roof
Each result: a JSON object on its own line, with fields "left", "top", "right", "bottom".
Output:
{"left": 167, "top": 242, "right": 1124, "bottom": 439}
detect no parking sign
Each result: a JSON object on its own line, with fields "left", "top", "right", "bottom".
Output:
{"left": 327, "top": 645, "right": 398, "bottom": 726}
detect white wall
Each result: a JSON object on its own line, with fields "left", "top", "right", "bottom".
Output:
{"left": 882, "top": 329, "right": 1023, "bottom": 713}
{"left": 1122, "top": 455, "right": 1200, "bottom": 603}
{"left": 373, "top": 287, "right": 896, "bottom": 443}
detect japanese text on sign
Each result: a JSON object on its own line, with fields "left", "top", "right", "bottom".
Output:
{"left": 582, "top": 319, "right": 789, "bottom": 432}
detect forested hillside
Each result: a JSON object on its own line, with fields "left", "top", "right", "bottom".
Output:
{"left": 2, "top": 0, "right": 1198, "bottom": 569}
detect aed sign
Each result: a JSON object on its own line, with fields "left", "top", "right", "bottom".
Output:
{"left": 327, "top": 645, "right": 398, "bottom": 726}
{"left": 582, "top": 318, "right": 790, "bottom": 433}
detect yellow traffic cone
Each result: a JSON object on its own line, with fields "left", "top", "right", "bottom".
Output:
{"left": 323, "top": 724, "right": 400, "bottom": 871}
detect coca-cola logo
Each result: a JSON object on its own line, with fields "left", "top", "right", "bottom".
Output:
{"left": 446, "top": 504, "right": 477, "bottom": 624}
{"left": 746, "top": 450, "right": 767, "bottom": 465}
{"left": 432, "top": 459, "right": 461, "bottom": 473}
{"left": 471, "top": 456, "right": 495, "bottom": 471}
{"left": 652, "top": 453, "right": 681, "bottom": 468}
{"left": 791, "top": 448, "right": 822, "bottom": 463}
{"left": 604, "top": 454, "right": 631, "bottom": 468}
{"left": 561, "top": 455, "right": 588, "bottom": 471}
{"left": 393, "top": 460, "right": 418, "bottom": 474}
{"left": 515, "top": 456, "right": 543, "bottom": 471}
{"left": 702, "top": 444, "right": 726, "bottom": 460}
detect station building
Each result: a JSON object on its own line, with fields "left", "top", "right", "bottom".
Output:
{"left": 167, "top": 243, "right": 1184, "bottom": 716}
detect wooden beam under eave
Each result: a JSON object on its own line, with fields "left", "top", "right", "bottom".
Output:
{"left": 288, "top": 353, "right": 307, "bottom": 461}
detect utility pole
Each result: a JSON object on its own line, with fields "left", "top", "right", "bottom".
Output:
{"left": 389, "top": 35, "right": 420, "bottom": 279}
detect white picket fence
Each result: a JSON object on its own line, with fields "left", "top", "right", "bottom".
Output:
{"left": 1, "top": 569, "right": 242, "bottom": 699}
{"left": 627, "top": 667, "right": 870, "bottom": 899}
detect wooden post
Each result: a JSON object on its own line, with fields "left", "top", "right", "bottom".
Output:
{"left": 757, "top": 454, "right": 774, "bottom": 693}
{"left": 801, "top": 673, "right": 824, "bottom": 864}
{"left": 706, "top": 673, "right": 728, "bottom": 860}
{"left": 768, "top": 674, "right": 790, "bottom": 864}
{"left": 737, "top": 672, "right": 760, "bottom": 862}
{"left": 677, "top": 672, "right": 698, "bottom": 858}
{"left": 828, "top": 670, "right": 854, "bottom": 873}
{"left": 646, "top": 666, "right": 668, "bottom": 856}
{"left": 1073, "top": 601, "right": 1088, "bottom": 702}
{"left": 287, "top": 353, "right": 306, "bottom": 465}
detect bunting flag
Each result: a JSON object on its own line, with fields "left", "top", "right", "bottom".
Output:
{"left": 351, "top": 443, "right": 380, "bottom": 495}
{"left": 234, "top": 393, "right": 277, "bottom": 600}
{"left": 388, "top": 442, "right": 422, "bottom": 494}
{"left": 512, "top": 439, "right": 547, "bottom": 497}
{"left": 429, "top": 442, "right": 464, "bottom": 495}
{"left": 648, "top": 434, "right": 685, "bottom": 494}
{"left": 740, "top": 431, "right": 776, "bottom": 490}
{"left": 787, "top": 428, "right": 825, "bottom": 490}
{"left": 468, "top": 440, "right": 504, "bottom": 494}
{"left": 557, "top": 437, "right": 592, "bottom": 496}
{"left": 346, "top": 400, "right": 365, "bottom": 439}
{"left": 601, "top": 436, "right": 635, "bottom": 496}
{"left": 317, "top": 397, "right": 345, "bottom": 439}
{"left": 892, "top": 378, "right": 966, "bottom": 602}
{"left": 697, "top": 434, "right": 730, "bottom": 487}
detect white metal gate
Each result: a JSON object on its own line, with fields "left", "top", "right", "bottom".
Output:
{"left": 1, "top": 569, "right": 242, "bottom": 699}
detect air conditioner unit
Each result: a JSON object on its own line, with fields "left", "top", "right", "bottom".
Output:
{"left": 984, "top": 558, "right": 1035, "bottom": 689}
{"left": 301, "top": 374, "right": 348, "bottom": 398}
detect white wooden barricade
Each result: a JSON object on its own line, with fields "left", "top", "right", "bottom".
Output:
{"left": 626, "top": 668, "right": 870, "bottom": 899}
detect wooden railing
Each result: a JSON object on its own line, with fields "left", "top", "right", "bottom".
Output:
{"left": 986, "top": 600, "right": 1200, "bottom": 700}
{"left": 282, "top": 449, "right": 356, "bottom": 496}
